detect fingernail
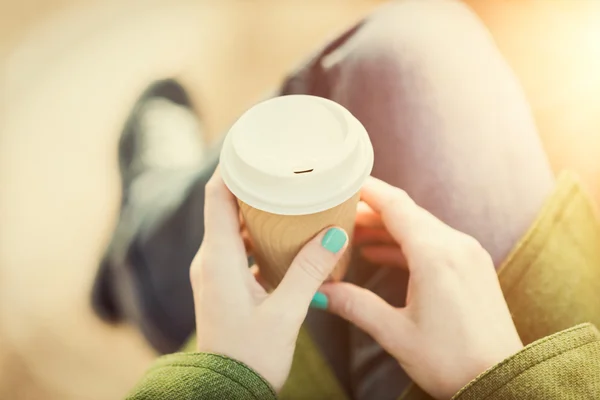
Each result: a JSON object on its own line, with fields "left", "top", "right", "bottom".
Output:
{"left": 321, "top": 227, "right": 347, "bottom": 253}
{"left": 310, "top": 291, "right": 328, "bottom": 309}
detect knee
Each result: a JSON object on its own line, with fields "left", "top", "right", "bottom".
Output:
{"left": 328, "top": 0, "right": 528, "bottom": 150}
{"left": 326, "top": 0, "right": 540, "bottom": 187}
{"left": 333, "top": 0, "right": 505, "bottom": 101}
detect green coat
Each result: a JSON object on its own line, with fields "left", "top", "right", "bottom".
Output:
{"left": 127, "top": 323, "right": 600, "bottom": 399}
{"left": 128, "top": 172, "right": 600, "bottom": 399}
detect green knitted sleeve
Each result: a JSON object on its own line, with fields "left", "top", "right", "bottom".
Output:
{"left": 454, "top": 323, "right": 600, "bottom": 400}
{"left": 126, "top": 352, "right": 277, "bottom": 400}
{"left": 399, "top": 323, "right": 600, "bottom": 400}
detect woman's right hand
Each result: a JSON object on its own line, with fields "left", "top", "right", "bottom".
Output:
{"left": 320, "top": 177, "right": 524, "bottom": 399}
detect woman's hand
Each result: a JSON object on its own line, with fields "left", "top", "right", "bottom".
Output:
{"left": 190, "top": 169, "right": 348, "bottom": 392}
{"left": 320, "top": 177, "right": 523, "bottom": 399}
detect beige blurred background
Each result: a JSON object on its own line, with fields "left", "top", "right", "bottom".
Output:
{"left": 1, "top": 1, "right": 599, "bottom": 399}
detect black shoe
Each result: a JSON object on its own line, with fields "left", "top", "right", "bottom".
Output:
{"left": 92, "top": 79, "right": 206, "bottom": 352}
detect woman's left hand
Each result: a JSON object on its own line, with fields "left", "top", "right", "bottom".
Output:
{"left": 190, "top": 169, "right": 348, "bottom": 392}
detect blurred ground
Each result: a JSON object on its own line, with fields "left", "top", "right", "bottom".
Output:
{"left": 1, "top": 1, "right": 599, "bottom": 399}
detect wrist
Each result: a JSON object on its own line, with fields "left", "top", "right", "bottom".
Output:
{"left": 442, "top": 340, "right": 524, "bottom": 399}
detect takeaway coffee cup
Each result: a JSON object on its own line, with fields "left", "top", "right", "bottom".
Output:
{"left": 220, "top": 95, "right": 374, "bottom": 289}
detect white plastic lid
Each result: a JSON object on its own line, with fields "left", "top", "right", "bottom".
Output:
{"left": 220, "top": 95, "right": 374, "bottom": 215}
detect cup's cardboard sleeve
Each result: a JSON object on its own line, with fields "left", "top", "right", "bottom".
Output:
{"left": 239, "top": 193, "right": 359, "bottom": 289}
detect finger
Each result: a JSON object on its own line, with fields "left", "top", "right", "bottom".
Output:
{"left": 268, "top": 227, "right": 348, "bottom": 315}
{"left": 239, "top": 210, "right": 246, "bottom": 229}
{"left": 355, "top": 201, "right": 384, "bottom": 228}
{"left": 360, "top": 245, "right": 407, "bottom": 268}
{"left": 319, "top": 282, "right": 408, "bottom": 351}
{"left": 353, "top": 226, "right": 396, "bottom": 246}
{"left": 249, "top": 265, "right": 269, "bottom": 299}
{"left": 241, "top": 229, "right": 254, "bottom": 255}
{"left": 192, "top": 168, "right": 248, "bottom": 284}
{"left": 203, "top": 168, "right": 244, "bottom": 249}
{"left": 360, "top": 177, "right": 447, "bottom": 251}
{"left": 250, "top": 264, "right": 268, "bottom": 290}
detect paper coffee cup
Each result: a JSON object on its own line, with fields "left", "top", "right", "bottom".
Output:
{"left": 220, "top": 95, "right": 374, "bottom": 289}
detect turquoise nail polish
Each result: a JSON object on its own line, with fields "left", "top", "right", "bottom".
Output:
{"left": 321, "top": 227, "right": 347, "bottom": 253}
{"left": 310, "top": 292, "right": 329, "bottom": 309}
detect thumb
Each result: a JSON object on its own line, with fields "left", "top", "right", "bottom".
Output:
{"left": 268, "top": 227, "right": 348, "bottom": 316}
{"left": 319, "top": 282, "right": 405, "bottom": 351}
